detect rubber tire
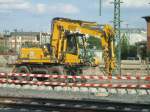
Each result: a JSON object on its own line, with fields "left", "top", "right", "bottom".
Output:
{"left": 16, "top": 66, "right": 33, "bottom": 81}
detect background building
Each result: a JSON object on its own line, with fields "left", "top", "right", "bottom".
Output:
{"left": 9, "top": 32, "right": 40, "bottom": 52}
{"left": 7, "top": 32, "right": 51, "bottom": 53}
{"left": 143, "top": 16, "right": 150, "bottom": 54}
{"left": 121, "top": 28, "right": 146, "bottom": 45}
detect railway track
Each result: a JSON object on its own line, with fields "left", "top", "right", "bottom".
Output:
{"left": 0, "top": 97, "right": 149, "bottom": 112}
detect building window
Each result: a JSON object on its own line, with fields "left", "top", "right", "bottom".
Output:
{"left": 37, "top": 35, "right": 40, "bottom": 41}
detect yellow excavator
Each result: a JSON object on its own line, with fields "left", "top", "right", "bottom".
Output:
{"left": 13, "top": 17, "right": 116, "bottom": 81}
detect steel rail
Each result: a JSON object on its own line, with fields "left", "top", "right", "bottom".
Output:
{"left": 0, "top": 96, "right": 149, "bottom": 112}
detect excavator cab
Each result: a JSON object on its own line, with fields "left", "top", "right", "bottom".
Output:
{"left": 66, "top": 33, "right": 78, "bottom": 55}
{"left": 64, "top": 31, "right": 100, "bottom": 66}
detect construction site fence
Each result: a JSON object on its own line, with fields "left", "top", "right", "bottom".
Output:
{"left": 0, "top": 73, "right": 149, "bottom": 89}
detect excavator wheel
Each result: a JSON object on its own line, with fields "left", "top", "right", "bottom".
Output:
{"left": 48, "top": 66, "right": 66, "bottom": 83}
{"left": 36, "top": 77, "right": 48, "bottom": 81}
{"left": 35, "top": 70, "right": 48, "bottom": 81}
{"left": 65, "top": 69, "right": 87, "bottom": 83}
{"left": 75, "top": 69, "right": 87, "bottom": 83}
{"left": 14, "top": 66, "right": 33, "bottom": 81}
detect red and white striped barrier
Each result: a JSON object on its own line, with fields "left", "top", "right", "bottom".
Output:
{"left": 0, "top": 79, "right": 150, "bottom": 89}
{"left": 0, "top": 73, "right": 150, "bottom": 81}
{"left": 0, "top": 73, "right": 149, "bottom": 89}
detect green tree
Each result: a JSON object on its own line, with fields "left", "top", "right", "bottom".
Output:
{"left": 0, "top": 45, "right": 8, "bottom": 53}
{"left": 87, "top": 36, "right": 102, "bottom": 50}
{"left": 121, "top": 34, "right": 129, "bottom": 59}
{"left": 147, "top": 51, "right": 150, "bottom": 58}
{"left": 128, "top": 45, "right": 137, "bottom": 57}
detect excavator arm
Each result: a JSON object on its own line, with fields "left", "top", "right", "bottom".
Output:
{"left": 50, "top": 18, "right": 116, "bottom": 75}
{"left": 77, "top": 24, "right": 116, "bottom": 75}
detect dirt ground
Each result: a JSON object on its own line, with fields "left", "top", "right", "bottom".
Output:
{"left": 0, "top": 66, "right": 149, "bottom": 76}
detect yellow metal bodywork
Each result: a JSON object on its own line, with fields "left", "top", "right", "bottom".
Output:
{"left": 18, "top": 47, "right": 80, "bottom": 64}
{"left": 64, "top": 54, "right": 80, "bottom": 64}
{"left": 18, "top": 48, "right": 50, "bottom": 63}
{"left": 17, "top": 18, "right": 116, "bottom": 75}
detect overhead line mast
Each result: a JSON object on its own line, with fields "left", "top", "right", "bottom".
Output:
{"left": 113, "top": 0, "right": 122, "bottom": 75}
{"left": 99, "top": 0, "right": 122, "bottom": 75}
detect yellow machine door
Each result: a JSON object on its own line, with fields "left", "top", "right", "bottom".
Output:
{"left": 64, "top": 33, "right": 80, "bottom": 64}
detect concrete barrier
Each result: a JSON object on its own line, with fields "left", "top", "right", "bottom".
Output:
{"left": 0, "top": 84, "right": 149, "bottom": 95}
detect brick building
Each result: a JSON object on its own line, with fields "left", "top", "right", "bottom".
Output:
{"left": 143, "top": 16, "right": 150, "bottom": 54}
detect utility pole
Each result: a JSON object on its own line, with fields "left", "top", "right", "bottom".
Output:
{"left": 113, "top": 0, "right": 122, "bottom": 75}
{"left": 99, "top": 0, "right": 102, "bottom": 16}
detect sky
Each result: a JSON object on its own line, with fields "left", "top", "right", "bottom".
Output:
{"left": 0, "top": 0, "right": 150, "bottom": 32}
